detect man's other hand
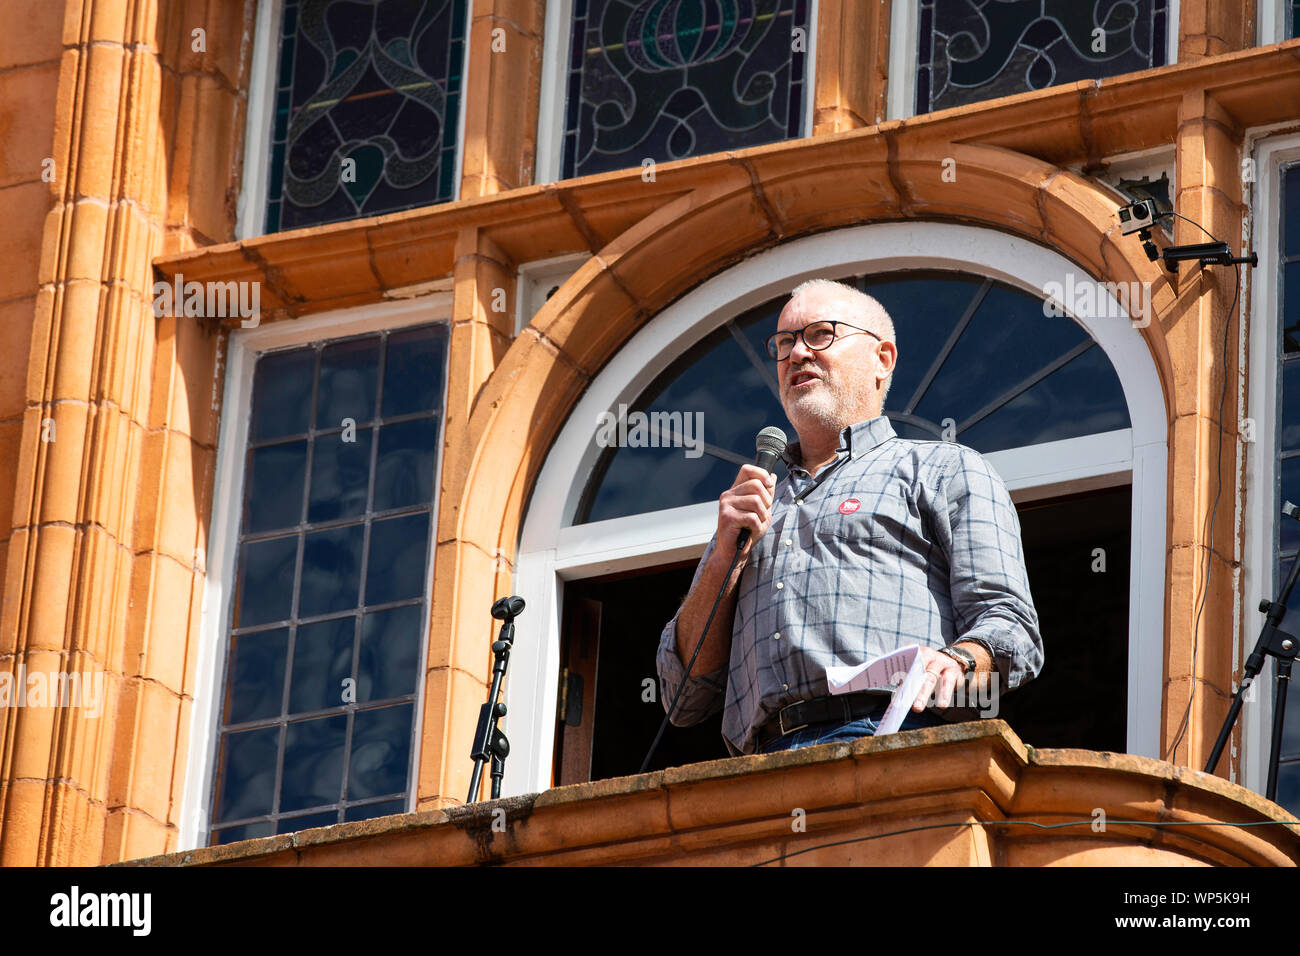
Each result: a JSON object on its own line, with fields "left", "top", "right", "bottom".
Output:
{"left": 913, "top": 642, "right": 992, "bottom": 711}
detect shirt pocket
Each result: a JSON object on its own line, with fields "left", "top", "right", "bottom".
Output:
{"left": 812, "top": 491, "right": 909, "bottom": 545}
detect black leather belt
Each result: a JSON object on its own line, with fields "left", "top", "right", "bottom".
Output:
{"left": 754, "top": 689, "right": 895, "bottom": 751}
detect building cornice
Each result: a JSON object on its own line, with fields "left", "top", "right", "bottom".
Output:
{"left": 153, "top": 41, "right": 1300, "bottom": 324}
{"left": 122, "top": 721, "right": 1300, "bottom": 866}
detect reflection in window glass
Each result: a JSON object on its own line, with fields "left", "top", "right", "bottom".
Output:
{"left": 1275, "top": 161, "right": 1300, "bottom": 815}
{"left": 211, "top": 324, "right": 447, "bottom": 844}
{"left": 915, "top": 0, "right": 1168, "bottom": 115}
{"left": 265, "top": 0, "right": 467, "bottom": 233}
{"left": 577, "top": 272, "right": 1131, "bottom": 524}
{"left": 562, "top": 0, "right": 808, "bottom": 178}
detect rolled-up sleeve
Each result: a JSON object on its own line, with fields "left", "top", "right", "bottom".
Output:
{"left": 655, "top": 539, "right": 728, "bottom": 726}
{"left": 935, "top": 448, "right": 1044, "bottom": 691}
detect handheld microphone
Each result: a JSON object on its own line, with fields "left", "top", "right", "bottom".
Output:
{"left": 736, "top": 426, "right": 788, "bottom": 549}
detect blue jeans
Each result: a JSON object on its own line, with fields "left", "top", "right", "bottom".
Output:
{"left": 758, "top": 708, "right": 947, "bottom": 754}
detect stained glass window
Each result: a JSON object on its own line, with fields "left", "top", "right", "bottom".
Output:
{"left": 576, "top": 272, "right": 1131, "bottom": 524}
{"left": 209, "top": 323, "right": 448, "bottom": 845}
{"left": 265, "top": 0, "right": 467, "bottom": 233}
{"left": 561, "top": 0, "right": 809, "bottom": 179}
{"left": 1272, "top": 162, "right": 1300, "bottom": 817}
{"left": 915, "top": 0, "right": 1168, "bottom": 115}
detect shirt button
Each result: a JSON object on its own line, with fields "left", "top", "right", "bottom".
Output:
{"left": 784, "top": 538, "right": 792, "bottom": 546}
{"left": 775, "top": 581, "right": 783, "bottom": 590}
{"left": 782, "top": 683, "right": 789, "bottom": 691}
{"left": 773, "top": 632, "right": 781, "bottom": 640}
{"left": 795, "top": 499, "right": 803, "bottom": 506}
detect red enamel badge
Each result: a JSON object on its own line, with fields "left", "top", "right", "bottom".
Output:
{"left": 838, "top": 498, "right": 861, "bottom": 515}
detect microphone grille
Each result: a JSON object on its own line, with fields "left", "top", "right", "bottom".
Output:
{"left": 756, "top": 426, "right": 788, "bottom": 456}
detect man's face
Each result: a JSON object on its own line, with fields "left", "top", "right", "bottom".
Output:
{"left": 775, "top": 289, "right": 895, "bottom": 434}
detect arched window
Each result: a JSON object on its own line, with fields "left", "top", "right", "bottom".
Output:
{"left": 507, "top": 223, "right": 1167, "bottom": 795}
{"left": 579, "top": 272, "right": 1130, "bottom": 524}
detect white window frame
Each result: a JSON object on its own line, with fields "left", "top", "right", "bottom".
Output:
{"left": 1258, "top": 0, "right": 1293, "bottom": 45}
{"left": 235, "top": 0, "right": 473, "bottom": 239}
{"left": 887, "top": 0, "right": 1181, "bottom": 121}
{"left": 179, "top": 294, "right": 453, "bottom": 850}
{"left": 535, "top": 0, "right": 819, "bottom": 184}
{"left": 1241, "top": 131, "right": 1300, "bottom": 799}
{"left": 502, "top": 221, "right": 1170, "bottom": 797}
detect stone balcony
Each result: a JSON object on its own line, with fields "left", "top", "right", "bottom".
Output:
{"left": 129, "top": 721, "right": 1300, "bottom": 867}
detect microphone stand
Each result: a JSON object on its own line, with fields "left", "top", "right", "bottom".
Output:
{"left": 1204, "top": 504, "right": 1300, "bottom": 800}
{"left": 467, "top": 596, "right": 524, "bottom": 803}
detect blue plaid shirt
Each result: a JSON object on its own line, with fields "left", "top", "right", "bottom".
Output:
{"left": 656, "top": 415, "right": 1043, "bottom": 756}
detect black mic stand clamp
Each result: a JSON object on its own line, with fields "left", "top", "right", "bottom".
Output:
{"left": 1204, "top": 504, "right": 1300, "bottom": 801}
{"left": 467, "top": 595, "right": 524, "bottom": 803}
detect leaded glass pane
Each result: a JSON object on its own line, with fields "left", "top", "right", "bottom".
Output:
{"left": 344, "top": 798, "right": 407, "bottom": 821}
{"left": 1282, "top": 362, "right": 1300, "bottom": 451}
{"left": 562, "top": 0, "right": 809, "bottom": 179}
{"left": 245, "top": 441, "right": 308, "bottom": 533}
{"left": 576, "top": 272, "right": 1131, "bottom": 524}
{"left": 281, "top": 714, "right": 349, "bottom": 812}
{"left": 349, "top": 703, "right": 415, "bottom": 799}
{"left": 916, "top": 0, "right": 1168, "bottom": 115}
{"left": 211, "top": 323, "right": 447, "bottom": 843}
{"left": 265, "top": 0, "right": 467, "bottom": 233}
{"left": 212, "top": 821, "right": 275, "bottom": 845}
{"left": 957, "top": 344, "right": 1129, "bottom": 452}
{"left": 1275, "top": 161, "right": 1300, "bottom": 818}
{"left": 359, "top": 606, "right": 424, "bottom": 701}
{"left": 909, "top": 283, "right": 1089, "bottom": 426}
{"left": 280, "top": 810, "right": 342, "bottom": 832}
{"left": 226, "top": 629, "right": 290, "bottom": 724}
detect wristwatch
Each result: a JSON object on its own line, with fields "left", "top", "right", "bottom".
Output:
{"left": 939, "top": 645, "right": 977, "bottom": 674}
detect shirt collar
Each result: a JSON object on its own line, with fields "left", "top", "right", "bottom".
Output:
{"left": 781, "top": 415, "right": 897, "bottom": 472}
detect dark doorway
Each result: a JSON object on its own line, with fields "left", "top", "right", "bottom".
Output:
{"left": 553, "top": 562, "right": 726, "bottom": 785}
{"left": 1002, "top": 484, "right": 1130, "bottom": 751}
{"left": 553, "top": 484, "right": 1131, "bottom": 783}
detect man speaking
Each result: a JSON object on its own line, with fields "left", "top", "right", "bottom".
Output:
{"left": 655, "top": 278, "right": 1044, "bottom": 755}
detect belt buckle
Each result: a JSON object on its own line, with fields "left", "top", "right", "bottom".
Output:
{"left": 777, "top": 700, "right": 809, "bottom": 737}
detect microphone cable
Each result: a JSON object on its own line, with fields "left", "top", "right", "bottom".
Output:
{"left": 637, "top": 542, "right": 746, "bottom": 774}
{"left": 637, "top": 425, "right": 788, "bottom": 773}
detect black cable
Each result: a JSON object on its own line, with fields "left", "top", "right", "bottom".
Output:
{"left": 638, "top": 542, "right": 746, "bottom": 774}
{"left": 1159, "top": 210, "right": 1218, "bottom": 242}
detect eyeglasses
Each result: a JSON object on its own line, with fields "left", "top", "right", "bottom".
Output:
{"left": 765, "top": 320, "right": 881, "bottom": 361}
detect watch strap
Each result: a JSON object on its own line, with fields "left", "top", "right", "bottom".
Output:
{"left": 939, "top": 645, "right": 977, "bottom": 673}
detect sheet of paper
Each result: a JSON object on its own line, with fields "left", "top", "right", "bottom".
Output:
{"left": 824, "top": 644, "right": 928, "bottom": 736}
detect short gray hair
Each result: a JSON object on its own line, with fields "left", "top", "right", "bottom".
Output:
{"left": 789, "top": 278, "right": 895, "bottom": 404}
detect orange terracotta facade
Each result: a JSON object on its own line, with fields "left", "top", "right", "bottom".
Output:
{"left": 1, "top": 0, "right": 1299, "bottom": 865}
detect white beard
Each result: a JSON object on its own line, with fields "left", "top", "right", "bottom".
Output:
{"left": 784, "top": 375, "right": 858, "bottom": 435}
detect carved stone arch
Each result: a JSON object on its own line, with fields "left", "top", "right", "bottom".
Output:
{"left": 430, "top": 144, "right": 1178, "bottom": 801}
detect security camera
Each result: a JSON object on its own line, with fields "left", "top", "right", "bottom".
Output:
{"left": 1117, "top": 199, "right": 1158, "bottom": 236}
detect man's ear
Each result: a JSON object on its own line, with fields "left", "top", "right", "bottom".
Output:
{"left": 876, "top": 340, "right": 898, "bottom": 381}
